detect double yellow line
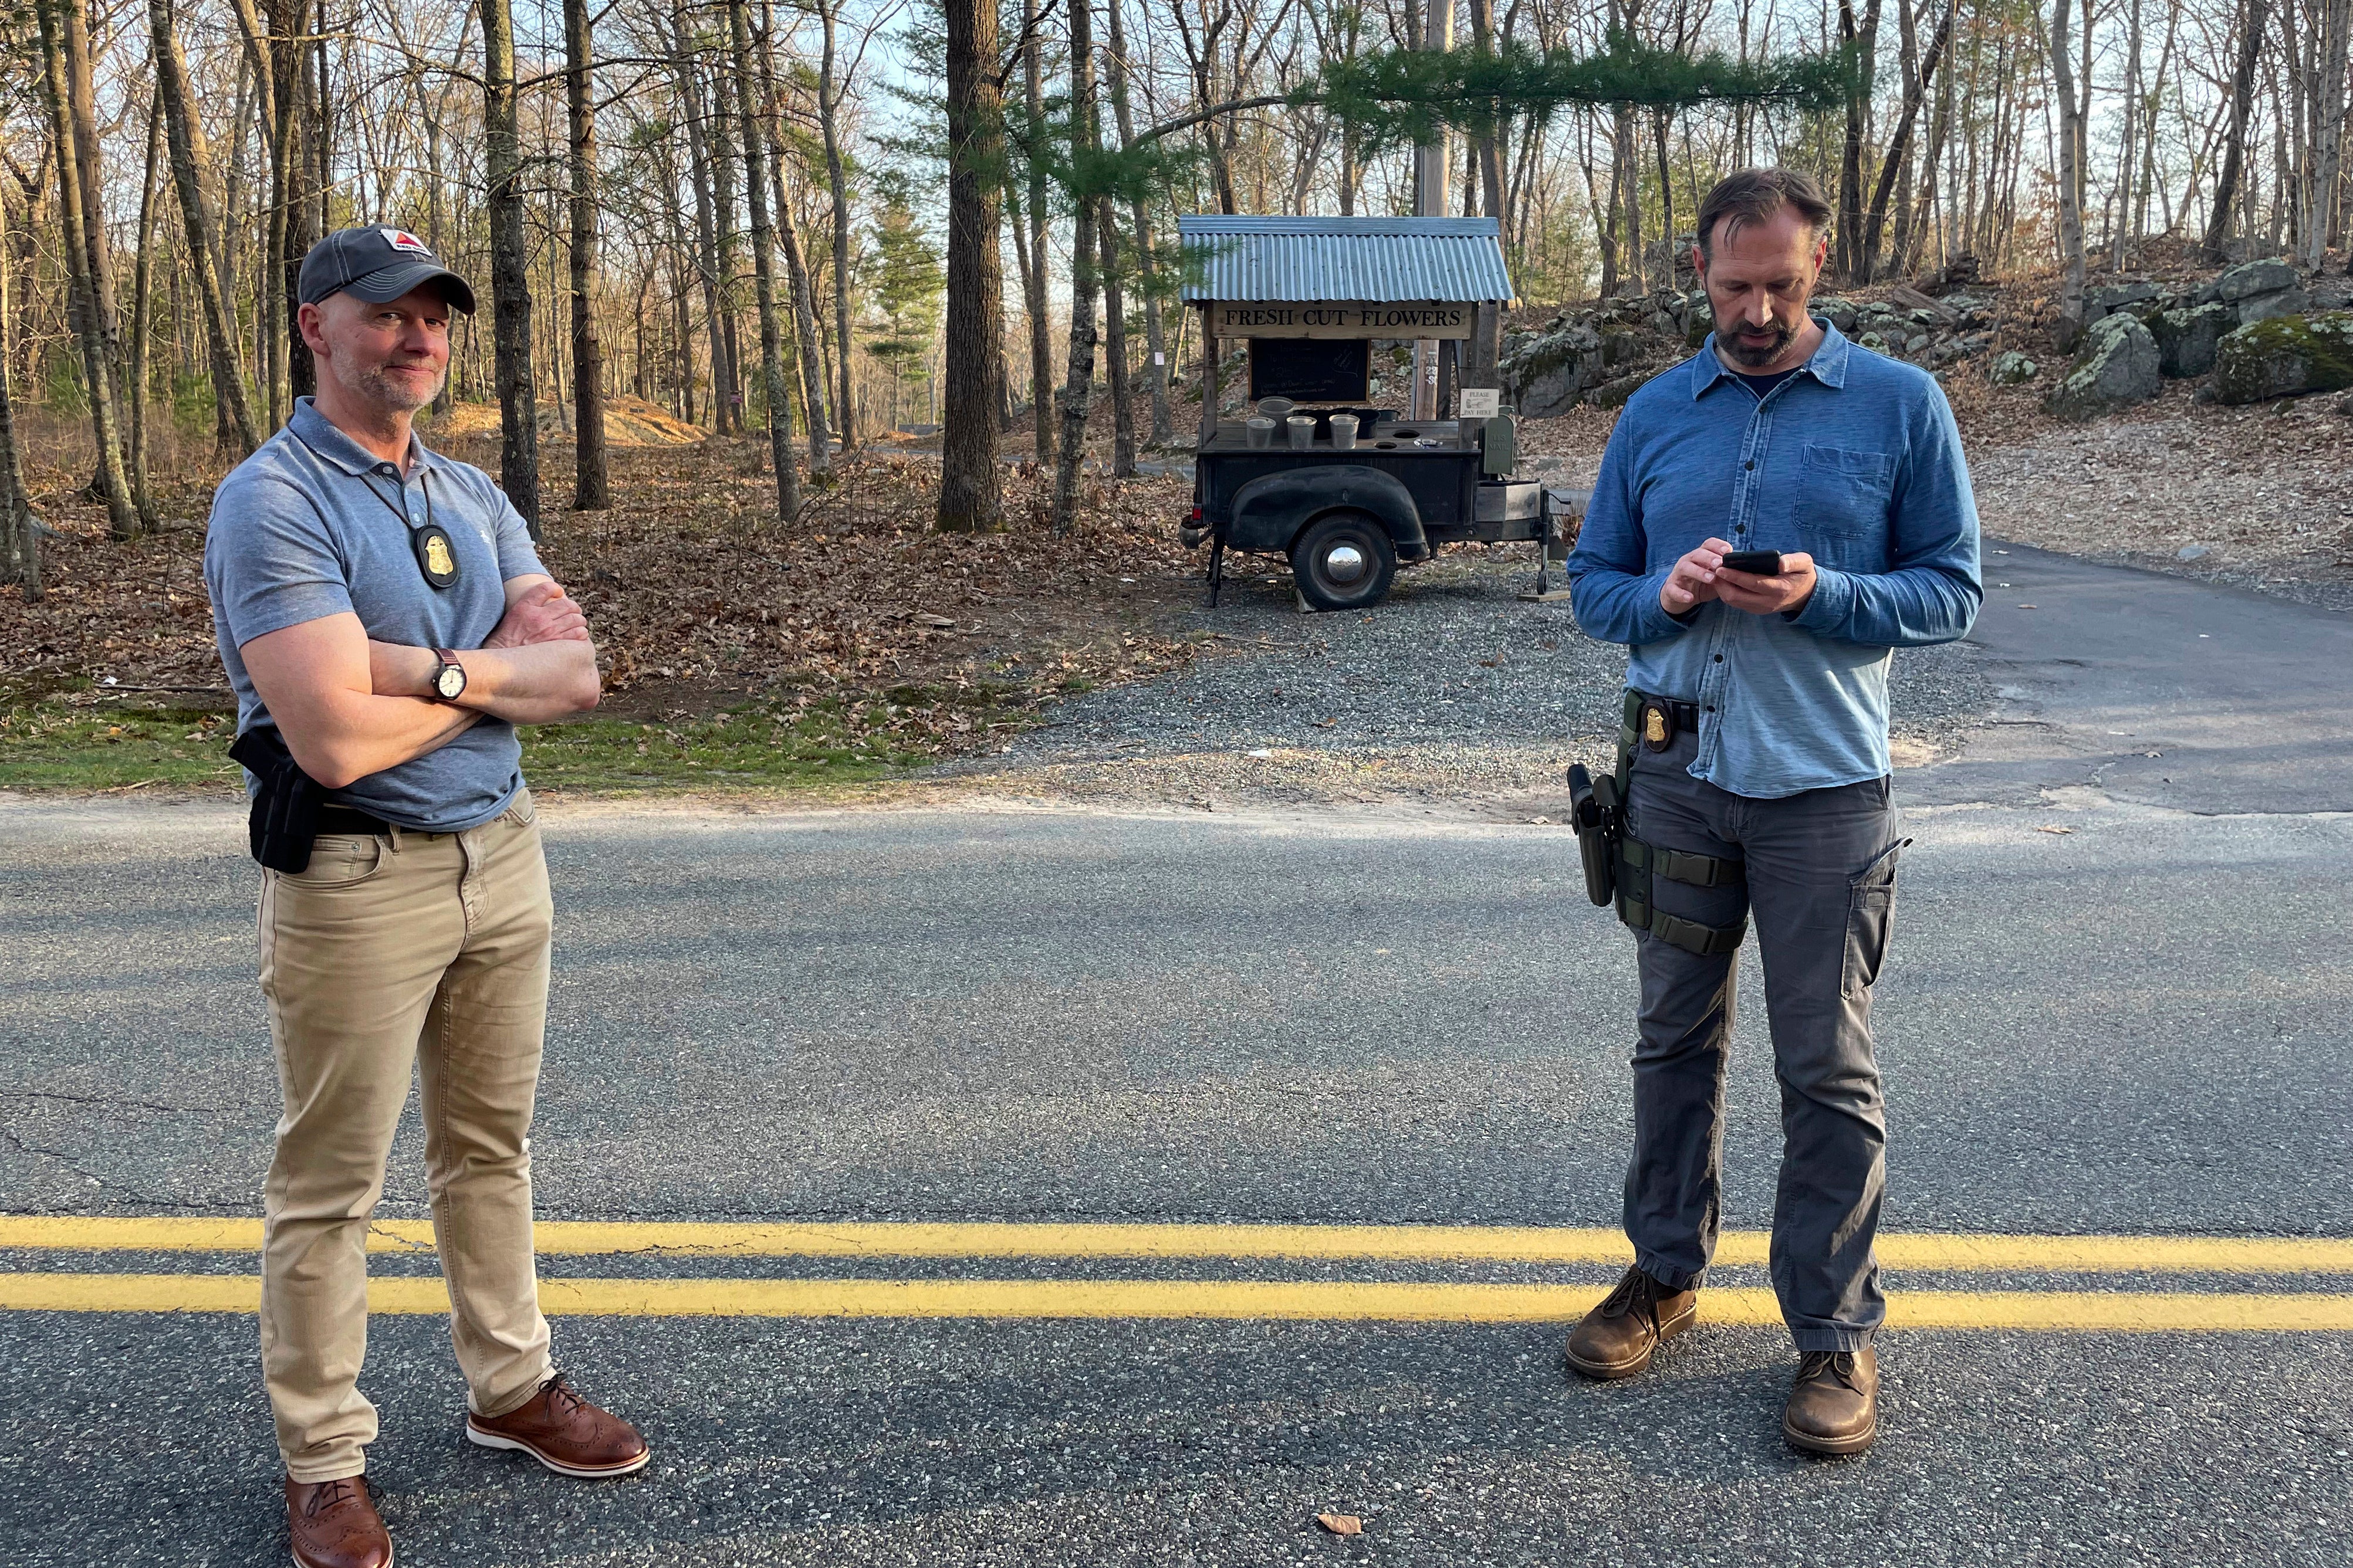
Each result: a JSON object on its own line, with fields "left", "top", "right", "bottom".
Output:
{"left": 6, "top": 1216, "right": 2350, "bottom": 1331}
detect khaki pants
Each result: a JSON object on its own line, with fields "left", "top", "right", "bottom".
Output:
{"left": 256, "top": 789, "right": 555, "bottom": 1481}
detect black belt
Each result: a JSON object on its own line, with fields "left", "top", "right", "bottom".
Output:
{"left": 315, "top": 806, "right": 393, "bottom": 837}
{"left": 1632, "top": 693, "right": 1702, "bottom": 733}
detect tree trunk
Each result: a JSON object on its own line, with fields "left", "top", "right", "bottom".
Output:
{"left": 1466, "top": 0, "right": 1506, "bottom": 226}
{"left": 2048, "top": 0, "right": 2087, "bottom": 335}
{"left": 62, "top": 0, "right": 127, "bottom": 442}
{"left": 152, "top": 0, "right": 257, "bottom": 457}
{"left": 938, "top": 0, "right": 1006, "bottom": 530}
{"left": 1100, "top": 201, "right": 1135, "bottom": 478}
{"left": 268, "top": 0, "right": 317, "bottom": 404}
{"left": 1022, "top": 4, "right": 1056, "bottom": 463}
{"left": 225, "top": 0, "right": 286, "bottom": 427}
{"left": 2300, "top": 0, "right": 2352, "bottom": 268}
{"left": 1104, "top": 0, "right": 1172, "bottom": 448}
{"left": 662, "top": 3, "right": 739, "bottom": 434}
{"left": 0, "top": 180, "right": 36, "bottom": 600}
{"left": 564, "top": 0, "right": 609, "bottom": 509}
{"left": 481, "top": 0, "right": 541, "bottom": 533}
{"left": 726, "top": 0, "right": 799, "bottom": 521}
{"left": 1050, "top": 0, "right": 1103, "bottom": 534}
{"left": 754, "top": 0, "right": 833, "bottom": 479}
{"left": 1835, "top": 0, "right": 1885, "bottom": 281}
{"left": 1857, "top": 0, "right": 1955, "bottom": 282}
{"left": 819, "top": 2, "right": 857, "bottom": 451}
{"left": 35, "top": 0, "right": 138, "bottom": 540}
{"left": 128, "top": 95, "right": 164, "bottom": 527}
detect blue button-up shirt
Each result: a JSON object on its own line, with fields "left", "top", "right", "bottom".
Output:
{"left": 1566, "top": 323, "right": 1982, "bottom": 799}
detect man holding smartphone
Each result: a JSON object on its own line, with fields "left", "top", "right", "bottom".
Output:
{"left": 1560, "top": 170, "right": 1981, "bottom": 1454}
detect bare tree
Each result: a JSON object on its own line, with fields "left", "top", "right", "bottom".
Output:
{"left": 0, "top": 180, "right": 35, "bottom": 599}
{"left": 728, "top": 0, "right": 802, "bottom": 521}
{"left": 482, "top": 0, "right": 542, "bottom": 532}
{"left": 127, "top": 97, "right": 164, "bottom": 526}
{"left": 1020, "top": 1, "right": 1056, "bottom": 462}
{"left": 150, "top": 0, "right": 258, "bottom": 457}
{"left": 2048, "top": 0, "right": 2088, "bottom": 334}
{"left": 1051, "top": 0, "right": 1104, "bottom": 533}
{"left": 816, "top": 0, "right": 858, "bottom": 450}
{"left": 1105, "top": 0, "right": 1175, "bottom": 447}
{"left": 33, "top": 0, "right": 137, "bottom": 540}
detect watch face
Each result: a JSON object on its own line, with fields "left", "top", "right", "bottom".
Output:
{"left": 436, "top": 663, "right": 466, "bottom": 700}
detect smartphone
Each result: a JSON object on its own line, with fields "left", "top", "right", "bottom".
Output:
{"left": 1719, "top": 549, "right": 1784, "bottom": 576}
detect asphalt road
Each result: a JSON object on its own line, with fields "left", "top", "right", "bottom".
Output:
{"left": 5, "top": 546, "right": 2352, "bottom": 1566}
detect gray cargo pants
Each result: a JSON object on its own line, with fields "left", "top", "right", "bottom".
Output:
{"left": 1620, "top": 726, "right": 1905, "bottom": 1352}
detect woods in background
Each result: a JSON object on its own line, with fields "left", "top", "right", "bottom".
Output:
{"left": 2, "top": 0, "right": 2350, "bottom": 598}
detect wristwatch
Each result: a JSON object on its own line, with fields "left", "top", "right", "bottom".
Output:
{"left": 429, "top": 649, "right": 468, "bottom": 702}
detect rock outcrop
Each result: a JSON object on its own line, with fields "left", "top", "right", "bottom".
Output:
{"left": 2195, "top": 259, "right": 2310, "bottom": 323}
{"left": 1499, "top": 287, "right": 1708, "bottom": 416}
{"left": 1489, "top": 256, "right": 2341, "bottom": 418}
{"left": 2047, "top": 314, "right": 2161, "bottom": 419}
{"left": 2149, "top": 302, "right": 2234, "bottom": 378}
{"left": 2212, "top": 312, "right": 2353, "bottom": 404}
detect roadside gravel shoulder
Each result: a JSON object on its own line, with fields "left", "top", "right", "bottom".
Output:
{"left": 945, "top": 552, "right": 1995, "bottom": 817}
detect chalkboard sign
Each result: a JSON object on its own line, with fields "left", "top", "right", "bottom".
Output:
{"left": 1248, "top": 337, "right": 1371, "bottom": 403}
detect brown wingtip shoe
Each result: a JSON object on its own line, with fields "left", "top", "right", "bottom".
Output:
{"left": 466, "top": 1371, "right": 652, "bottom": 1479}
{"left": 1564, "top": 1265, "right": 1698, "bottom": 1381}
{"left": 285, "top": 1473, "right": 391, "bottom": 1568}
{"left": 1783, "top": 1347, "right": 1879, "bottom": 1456}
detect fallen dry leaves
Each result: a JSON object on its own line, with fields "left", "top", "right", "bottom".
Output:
{"left": 1316, "top": 1513, "right": 1364, "bottom": 1536}
{"left": 0, "top": 436, "right": 1208, "bottom": 765}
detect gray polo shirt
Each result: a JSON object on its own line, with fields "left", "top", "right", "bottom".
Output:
{"left": 205, "top": 398, "right": 548, "bottom": 832}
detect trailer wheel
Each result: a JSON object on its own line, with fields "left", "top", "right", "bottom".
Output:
{"left": 1291, "top": 512, "right": 1398, "bottom": 612}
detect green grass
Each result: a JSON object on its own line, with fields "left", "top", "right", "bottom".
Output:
{"left": 0, "top": 687, "right": 1034, "bottom": 796}
{"left": 518, "top": 697, "right": 935, "bottom": 793}
{"left": 0, "top": 703, "right": 244, "bottom": 791}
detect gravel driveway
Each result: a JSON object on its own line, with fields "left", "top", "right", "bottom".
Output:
{"left": 969, "top": 551, "right": 1995, "bottom": 814}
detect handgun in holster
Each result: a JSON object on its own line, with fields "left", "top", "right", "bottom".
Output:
{"left": 228, "top": 724, "right": 326, "bottom": 873}
{"left": 1563, "top": 692, "right": 1749, "bottom": 957}
{"left": 1565, "top": 761, "right": 1620, "bottom": 907}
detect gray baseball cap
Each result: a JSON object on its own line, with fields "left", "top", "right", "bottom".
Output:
{"left": 297, "top": 225, "right": 476, "bottom": 314}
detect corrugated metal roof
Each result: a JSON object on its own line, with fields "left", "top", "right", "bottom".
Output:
{"left": 1177, "top": 216, "right": 1515, "bottom": 304}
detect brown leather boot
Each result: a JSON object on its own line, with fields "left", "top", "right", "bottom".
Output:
{"left": 285, "top": 1474, "right": 391, "bottom": 1568}
{"left": 1783, "top": 1347, "right": 1879, "bottom": 1455}
{"left": 1564, "top": 1265, "right": 1698, "bottom": 1381}
{"left": 466, "top": 1371, "right": 651, "bottom": 1478}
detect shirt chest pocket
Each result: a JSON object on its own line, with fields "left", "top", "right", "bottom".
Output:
{"left": 1790, "top": 444, "right": 1894, "bottom": 570}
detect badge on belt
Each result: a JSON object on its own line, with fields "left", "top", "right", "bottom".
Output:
{"left": 413, "top": 523, "right": 459, "bottom": 589}
{"left": 1641, "top": 699, "right": 1676, "bottom": 751}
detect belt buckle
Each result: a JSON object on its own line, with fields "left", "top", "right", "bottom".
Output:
{"left": 1641, "top": 699, "right": 1676, "bottom": 752}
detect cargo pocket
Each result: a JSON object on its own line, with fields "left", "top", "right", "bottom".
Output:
{"left": 1842, "top": 838, "right": 1909, "bottom": 1000}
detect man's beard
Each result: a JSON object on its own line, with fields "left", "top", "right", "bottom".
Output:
{"left": 1719, "top": 314, "right": 1796, "bottom": 368}
{"left": 343, "top": 356, "right": 447, "bottom": 413}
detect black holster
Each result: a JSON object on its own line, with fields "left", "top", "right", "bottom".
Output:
{"left": 228, "top": 726, "right": 325, "bottom": 873}
{"left": 1566, "top": 762, "right": 1619, "bottom": 907}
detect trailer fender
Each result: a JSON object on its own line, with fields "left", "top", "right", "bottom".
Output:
{"left": 1226, "top": 466, "right": 1429, "bottom": 562}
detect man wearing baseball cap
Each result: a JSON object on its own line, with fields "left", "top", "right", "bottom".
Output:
{"left": 204, "top": 226, "right": 644, "bottom": 1568}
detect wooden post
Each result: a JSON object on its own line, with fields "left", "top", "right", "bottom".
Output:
{"left": 1198, "top": 314, "right": 1219, "bottom": 446}
{"left": 1437, "top": 338, "right": 1459, "bottom": 419}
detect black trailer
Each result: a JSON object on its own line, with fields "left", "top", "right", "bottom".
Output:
{"left": 1176, "top": 215, "right": 1574, "bottom": 612}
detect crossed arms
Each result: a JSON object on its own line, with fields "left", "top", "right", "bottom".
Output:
{"left": 239, "top": 577, "right": 600, "bottom": 790}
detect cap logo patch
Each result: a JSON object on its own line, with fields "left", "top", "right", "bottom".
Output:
{"left": 381, "top": 228, "right": 433, "bottom": 256}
